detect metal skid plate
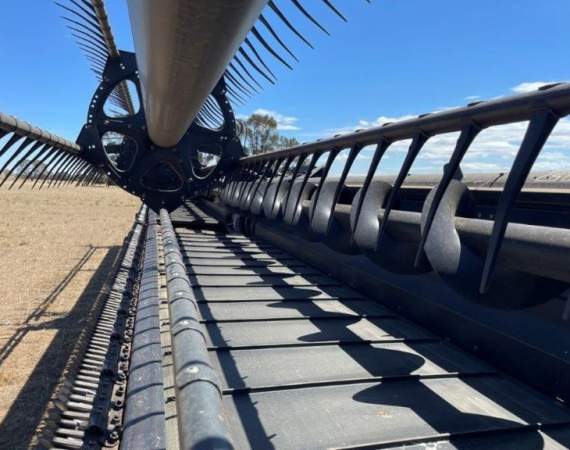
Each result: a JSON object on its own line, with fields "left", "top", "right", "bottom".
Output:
{"left": 77, "top": 51, "right": 244, "bottom": 211}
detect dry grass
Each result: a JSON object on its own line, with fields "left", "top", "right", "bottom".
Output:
{"left": 0, "top": 185, "right": 140, "bottom": 449}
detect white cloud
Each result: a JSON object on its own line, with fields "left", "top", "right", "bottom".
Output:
{"left": 465, "top": 95, "right": 480, "bottom": 101}
{"left": 533, "top": 151, "right": 570, "bottom": 171}
{"left": 511, "top": 81, "right": 562, "bottom": 94}
{"left": 407, "top": 119, "right": 570, "bottom": 171}
{"left": 252, "top": 108, "right": 300, "bottom": 131}
{"left": 409, "top": 162, "right": 507, "bottom": 174}
{"left": 461, "top": 162, "right": 506, "bottom": 172}
{"left": 356, "top": 116, "right": 416, "bottom": 129}
{"left": 314, "top": 114, "right": 416, "bottom": 141}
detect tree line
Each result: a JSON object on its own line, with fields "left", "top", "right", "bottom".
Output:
{"left": 240, "top": 113, "right": 299, "bottom": 155}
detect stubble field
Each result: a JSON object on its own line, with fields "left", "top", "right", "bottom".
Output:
{"left": 0, "top": 185, "right": 140, "bottom": 449}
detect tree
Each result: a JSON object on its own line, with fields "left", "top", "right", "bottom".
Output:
{"left": 277, "top": 136, "right": 299, "bottom": 150}
{"left": 241, "top": 113, "right": 278, "bottom": 155}
{"left": 240, "top": 113, "right": 299, "bottom": 155}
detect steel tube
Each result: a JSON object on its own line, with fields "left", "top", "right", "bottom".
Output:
{"left": 159, "top": 209, "right": 233, "bottom": 450}
{"left": 317, "top": 204, "right": 570, "bottom": 284}
{"left": 0, "top": 111, "right": 80, "bottom": 153}
{"left": 121, "top": 211, "right": 167, "bottom": 450}
{"left": 127, "top": 0, "right": 267, "bottom": 147}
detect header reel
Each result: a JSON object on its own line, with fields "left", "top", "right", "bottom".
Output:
{"left": 77, "top": 51, "right": 244, "bottom": 211}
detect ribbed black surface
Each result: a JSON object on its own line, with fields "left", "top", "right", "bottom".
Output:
{"left": 173, "top": 223, "right": 570, "bottom": 450}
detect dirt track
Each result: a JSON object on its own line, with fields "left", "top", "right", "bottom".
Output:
{"left": 0, "top": 186, "right": 140, "bottom": 449}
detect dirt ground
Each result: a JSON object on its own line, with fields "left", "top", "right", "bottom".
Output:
{"left": 0, "top": 186, "right": 140, "bottom": 449}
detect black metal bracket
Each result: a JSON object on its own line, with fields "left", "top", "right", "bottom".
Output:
{"left": 77, "top": 51, "right": 244, "bottom": 211}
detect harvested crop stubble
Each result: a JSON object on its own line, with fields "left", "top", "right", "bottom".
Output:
{"left": 0, "top": 185, "right": 140, "bottom": 449}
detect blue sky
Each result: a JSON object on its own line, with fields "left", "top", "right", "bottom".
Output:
{"left": 1, "top": 1, "right": 570, "bottom": 174}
